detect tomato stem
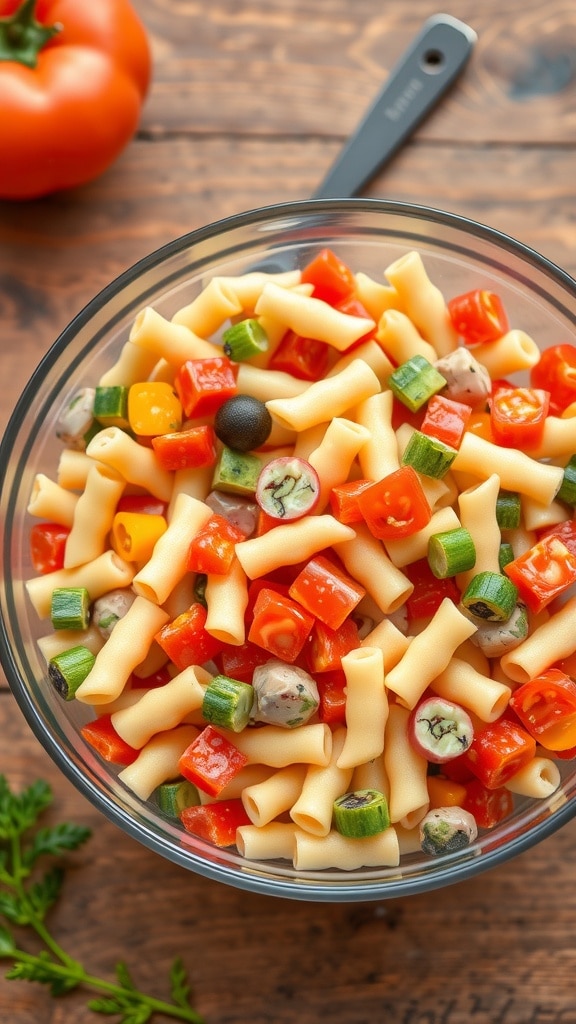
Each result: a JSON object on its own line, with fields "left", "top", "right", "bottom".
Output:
{"left": 0, "top": 0, "right": 61, "bottom": 69}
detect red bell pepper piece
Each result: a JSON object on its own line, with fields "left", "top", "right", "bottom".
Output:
{"left": 186, "top": 514, "right": 245, "bottom": 576}
{"left": 333, "top": 295, "right": 377, "bottom": 346}
{"left": 462, "top": 779, "right": 514, "bottom": 829}
{"left": 178, "top": 725, "right": 248, "bottom": 798}
{"left": 217, "top": 640, "right": 272, "bottom": 683}
{"left": 174, "top": 356, "right": 237, "bottom": 418}
{"left": 420, "top": 394, "right": 472, "bottom": 449}
{"left": 80, "top": 714, "right": 139, "bottom": 766}
{"left": 269, "top": 329, "right": 331, "bottom": 381}
{"left": 464, "top": 718, "right": 536, "bottom": 789}
{"left": 306, "top": 617, "right": 359, "bottom": 674}
{"left": 447, "top": 288, "right": 509, "bottom": 345}
{"left": 489, "top": 387, "right": 550, "bottom": 449}
{"left": 115, "top": 493, "right": 168, "bottom": 517}
{"left": 329, "top": 478, "right": 374, "bottom": 524}
{"left": 152, "top": 424, "right": 218, "bottom": 471}
{"left": 504, "top": 534, "right": 576, "bottom": 614}
{"left": 300, "top": 247, "right": 356, "bottom": 306}
{"left": 315, "top": 669, "right": 348, "bottom": 725}
{"left": 509, "top": 668, "right": 576, "bottom": 751}
{"left": 531, "top": 343, "right": 576, "bottom": 414}
{"left": 404, "top": 558, "right": 460, "bottom": 623}
{"left": 180, "top": 798, "right": 251, "bottom": 847}
{"left": 248, "top": 587, "right": 315, "bottom": 663}
{"left": 356, "top": 465, "right": 432, "bottom": 540}
{"left": 288, "top": 554, "right": 365, "bottom": 630}
{"left": 29, "top": 522, "right": 70, "bottom": 574}
{"left": 155, "top": 603, "right": 225, "bottom": 670}
{"left": 537, "top": 518, "right": 576, "bottom": 557}
{"left": 131, "top": 665, "right": 173, "bottom": 689}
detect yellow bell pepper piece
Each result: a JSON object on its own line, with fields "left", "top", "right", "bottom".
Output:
{"left": 110, "top": 512, "right": 167, "bottom": 563}
{"left": 128, "top": 382, "right": 183, "bottom": 437}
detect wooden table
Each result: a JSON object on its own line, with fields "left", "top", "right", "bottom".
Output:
{"left": 2, "top": 1, "right": 576, "bottom": 1021}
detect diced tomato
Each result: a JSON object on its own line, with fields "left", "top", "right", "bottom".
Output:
{"left": 80, "top": 714, "right": 139, "bottom": 766}
{"left": 333, "top": 295, "right": 377, "bottom": 346}
{"left": 504, "top": 535, "right": 576, "bottom": 614}
{"left": 356, "top": 465, "right": 432, "bottom": 541}
{"left": 315, "top": 669, "right": 348, "bottom": 725}
{"left": 269, "top": 329, "right": 331, "bottom": 381}
{"left": 179, "top": 726, "right": 248, "bottom": 798}
{"left": 329, "top": 478, "right": 374, "bottom": 524}
{"left": 174, "top": 356, "right": 237, "bottom": 418}
{"left": 306, "top": 617, "right": 360, "bottom": 673}
{"left": 531, "top": 344, "right": 576, "bottom": 414}
{"left": 180, "top": 798, "right": 251, "bottom": 847}
{"left": 420, "top": 395, "right": 472, "bottom": 449}
{"left": 536, "top": 518, "right": 576, "bottom": 557}
{"left": 509, "top": 669, "right": 576, "bottom": 751}
{"left": 187, "top": 514, "right": 245, "bottom": 575}
{"left": 155, "top": 603, "right": 225, "bottom": 670}
{"left": 29, "top": 523, "right": 70, "bottom": 574}
{"left": 115, "top": 494, "right": 168, "bottom": 517}
{"left": 464, "top": 718, "right": 536, "bottom": 789}
{"left": 248, "top": 587, "right": 315, "bottom": 663}
{"left": 217, "top": 640, "right": 272, "bottom": 683}
{"left": 152, "top": 424, "right": 218, "bottom": 471}
{"left": 462, "top": 779, "right": 514, "bottom": 829}
{"left": 288, "top": 555, "right": 365, "bottom": 630}
{"left": 404, "top": 559, "right": 460, "bottom": 623}
{"left": 447, "top": 289, "right": 509, "bottom": 346}
{"left": 300, "top": 247, "right": 356, "bottom": 306}
{"left": 489, "top": 387, "right": 550, "bottom": 448}
{"left": 131, "top": 665, "right": 173, "bottom": 689}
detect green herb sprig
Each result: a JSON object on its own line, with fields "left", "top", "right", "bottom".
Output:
{"left": 0, "top": 774, "right": 206, "bottom": 1023}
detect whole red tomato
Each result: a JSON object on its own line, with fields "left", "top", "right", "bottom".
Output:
{"left": 0, "top": 0, "right": 152, "bottom": 199}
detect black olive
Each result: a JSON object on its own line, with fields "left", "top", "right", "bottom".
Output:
{"left": 214, "top": 394, "right": 272, "bottom": 452}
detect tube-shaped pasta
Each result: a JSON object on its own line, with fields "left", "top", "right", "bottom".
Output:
{"left": 337, "top": 649, "right": 388, "bottom": 770}
{"left": 529, "top": 416, "right": 576, "bottom": 460}
{"left": 235, "top": 515, "right": 355, "bottom": 579}
{"left": 452, "top": 432, "right": 564, "bottom": 505}
{"left": 236, "top": 363, "right": 308, "bottom": 402}
{"left": 336, "top": 523, "right": 413, "bottom": 615}
{"left": 351, "top": 753, "right": 390, "bottom": 801}
{"left": 118, "top": 725, "right": 200, "bottom": 800}
{"left": 37, "top": 625, "right": 105, "bottom": 662}
{"left": 383, "top": 506, "right": 461, "bottom": 569}
{"left": 360, "top": 617, "right": 410, "bottom": 672}
{"left": 64, "top": 463, "right": 125, "bottom": 569}
{"left": 26, "top": 551, "right": 135, "bottom": 619}
{"left": 430, "top": 657, "right": 511, "bottom": 722}
{"left": 86, "top": 427, "right": 174, "bottom": 501}
{"left": 384, "top": 704, "right": 429, "bottom": 826}
{"left": 291, "top": 728, "right": 353, "bottom": 836}
{"left": 500, "top": 596, "right": 576, "bottom": 684}
{"left": 204, "top": 557, "right": 249, "bottom": 645}
{"left": 171, "top": 277, "right": 242, "bottom": 334}
{"left": 132, "top": 493, "right": 213, "bottom": 605}
{"left": 236, "top": 822, "right": 299, "bottom": 861}
{"left": 242, "top": 764, "right": 307, "bottom": 827}
{"left": 385, "top": 599, "right": 478, "bottom": 709}
{"left": 456, "top": 474, "right": 501, "bottom": 591}
{"left": 57, "top": 449, "right": 93, "bottom": 491}
{"left": 307, "top": 418, "right": 371, "bottom": 511}
{"left": 168, "top": 466, "right": 214, "bottom": 514}
{"left": 354, "top": 271, "right": 402, "bottom": 320}
{"left": 328, "top": 340, "right": 394, "bottom": 387}
{"left": 255, "top": 281, "right": 375, "bottom": 351}
{"left": 293, "top": 827, "right": 399, "bottom": 870}
{"left": 521, "top": 496, "right": 568, "bottom": 533}
{"left": 27, "top": 473, "right": 78, "bottom": 527}
{"left": 504, "top": 756, "right": 561, "bottom": 798}
{"left": 111, "top": 665, "right": 212, "bottom": 749}
{"left": 376, "top": 308, "right": 438, "bottom": 364}
{"left": 130, "top": 306, "right": 217, "bottom": 365}
{"left": 266, "top": 359, "right": 381, "bottom": 433}
{"left": 212, "top": 269, "right": 302, "bottom": 310}
{"left": 98, "top": 340, "right": 159, "bottom": 388}
{"left": 472, "top": 330, "right": 540, "bottom": 377}
{"left": 384, "top": 251, "right": 458, "bottom": 357}
{"left": 355, "top": 390, "right": 400, "bottom": 480}
{"left": 75, "top": 597, "right": 171, "bottom": 705}
{"left": 230, "top": 723, "right": 332, "bottom": 768}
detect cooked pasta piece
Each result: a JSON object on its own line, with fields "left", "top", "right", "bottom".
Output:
{"left": 130, "top": 306, "right": 217, "bottom": 365}
{"left": 430, "top": 657, "right": 511, "bottom": 722}
{"left": 205, "top": 557, "right": 249, "bottom": 645}
{"left": 504, "top": 757, "right": 561, "bottom": 798}
{"left": 266, "top": 359, "right": 380, "bottom": 432}
{"left": 290, "top": 728, "right": 353, "bottom": 836}
{"left": 57, "top": 449, "right": 93, "bottom": 491}
{"left": 383, "top": 506, "right": 461, "bottom": 569}
{"left": 328, "top": 340, "right": 394, "bottom": 387}
{"left": 98, "top": 339, "right": 159, "bottom": 388}
{"left": 376, "top": 308, "right": 438, "bottom": 364}
{"left": 354, "top": 271, "right": 402, "bottom": 320}
{"left": 242, "top": 764, "right": 307, "bottom": 827}
{"left": 293, "top": 825, "right": 399, "bottom": 870}
{"left": 229, "top": 723, "right": 332, "bottom": 768}
{"left": 456, "top": 474, "right": 501, "bottom": 591}
{"left": 132, "top": 492, "right": 213, "bottom": 605}
{"left": 337, "top": 648, "right": 388, "bottom": 770}
{"left": 86, "top": 427, "right": 174, "bottom": 502}
{"left": 27, "top": 473, "right": 78, "bottom": 527}
{"left": 64, "top": 463, "right": 125, "bottom": 569}
{"left": 37, "top": 625, "right": 105, "bottom": 662}
{"left": 118, "top": 725, "right": 200, "bottom": 800}
{"left": 360, "top": 618, "right": 410, "bottom": 672}
{"left": 500, "top": 596, "right": 576, "bottom": 684}
{"left": 26, "top": 551, "right": 135, "bottom": 619}
{"left": 520, "top": 496, "right": 568, "bottom": 534}
{"left": 384, "top": 704, "right": 429, "bottom": 827}
{"left": 452, "top": 432, "right": 564, "bottom": 505}
{"left": 112, "top": 665, "right": 212, "bottom": 749}
{"left": 254, "top": 281, "right": 375, "bottom": 351}
{"left": 472, "top": 329, "right": 540, "bottom": 377}
{"left": 355, "top": 390, "right": 400, "bottom": 480}
{"left": 235, "top": 363, "right": 308, "bottom": 402}
{"left": 336, "top": 523, "right": 413, "bottom": 615}
{"left": 235, "top": 515, "right": 355, "bottom": 579}
{"left": 384, "top": 251, "right": 458, "bottom": 357}
{"left": 211, "top": 269, "right": 302, "bottom": 310}
{"left": 307, "top": 418, "right": 371, "bottom": 511}
{"left": 236, "top": 822, "right": 299, "bottom": 861}
{"left": 171, "top": 277, "right": 242, "bottom": 334}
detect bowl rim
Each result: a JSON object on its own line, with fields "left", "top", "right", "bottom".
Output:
{"left": 3, "top": 196, "right": 576, "bottom": 902}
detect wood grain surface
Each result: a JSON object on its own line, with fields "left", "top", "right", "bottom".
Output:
{"left": 2, "top": 1, "right": 576, "bottom": 1021}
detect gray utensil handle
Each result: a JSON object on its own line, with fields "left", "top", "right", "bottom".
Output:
{"left": 314, "top": 14, "right": 477, "bottom": 199}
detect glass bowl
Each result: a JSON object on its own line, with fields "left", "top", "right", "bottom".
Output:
{"left": 2, "top": 198, "right": 576, "bottom": 902}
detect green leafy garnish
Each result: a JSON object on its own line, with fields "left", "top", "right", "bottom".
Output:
{"left": 0, "top": 775, "right": 206, "bottom": 1022}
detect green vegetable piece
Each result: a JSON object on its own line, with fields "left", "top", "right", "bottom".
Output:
{"left": 402, "top": 430, "right": 457, "bottom": 479}
{"left": 333, "top": 789, "right": 390, "bottom": 838}
{"left": 557, "top": 455, "right": 576, "bottom": 506}
{"left": 202, "top": 674, "right": 255, "bottom": 732}
{"left": 427, "top": 527, "right": 476, "bottom": 578}
{"left": 214, "top": 394, "right": 272, "bottom": 452}
{"left": 212, "top": 445, "right": 262, "bottom": 495}
{"left": 193, "top": 572, "right": 208, "bottom": 608}
{"left": 93, "top": 385, "right": 129, "bottom": 427}
{"left": 48, "top": 645, "right": 96, "bottom": 700}
{"left": 419, "top": 806, "right": 478, "bottom": 856}
{"left": 388, "top": 355, "right": 446, "bottom": 412}
{"left": 156, "top": 778, "right": 201, "bottom": 817}
{"left": 496, "top": 489, "right": 521, "bottom": 530}
{"left": 222, "top": 318, "right": 269, "bottom": 361}
{"left": 50, "top": 587, "right": 91, "bottom": 631}
{"left": 498, "top": 541, "right": 515, "bottom": 572}
{"left": 461, "top": 570, "right": 518, "bottom": 622}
